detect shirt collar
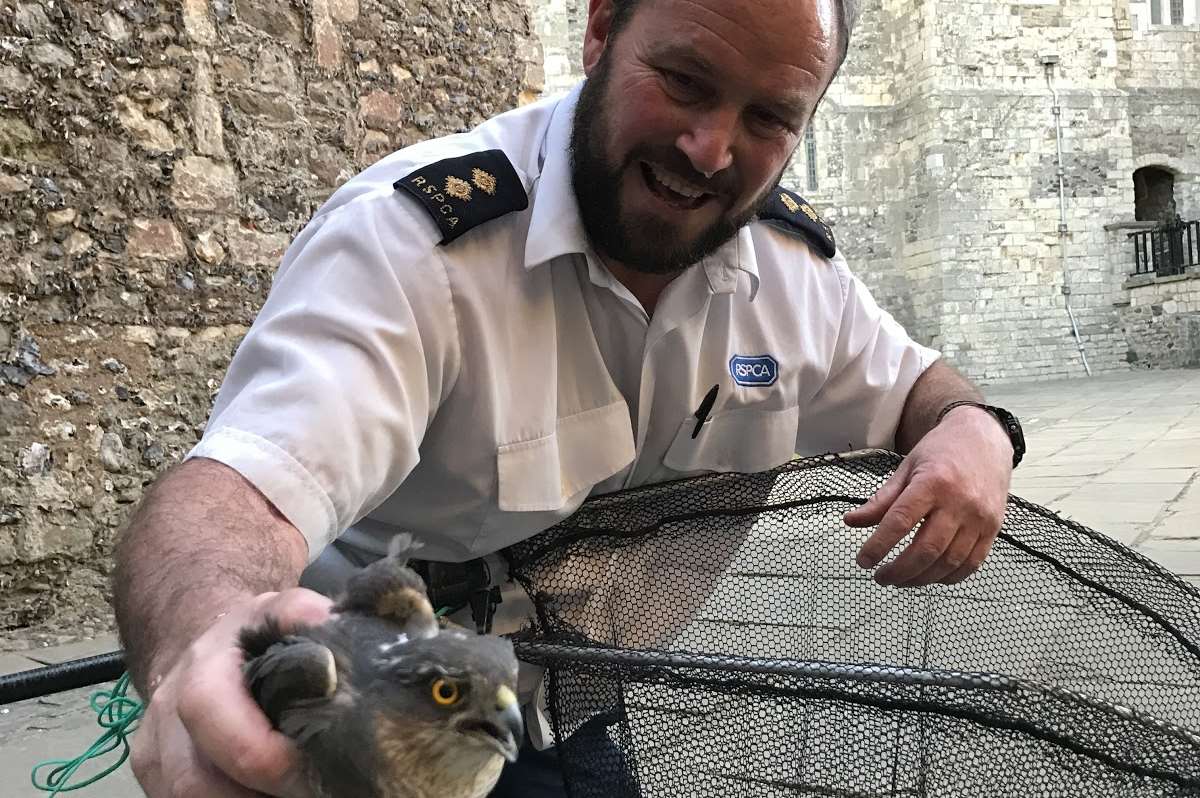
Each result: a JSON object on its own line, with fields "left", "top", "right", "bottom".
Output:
{"left": 523, "top": 81, "right": 760, "bottom": 301}
{"left": 703, "top": 226, "right": 760, "bottom": 300}
{"left": 523, "top": 84, "right": 588, "bottom": 270}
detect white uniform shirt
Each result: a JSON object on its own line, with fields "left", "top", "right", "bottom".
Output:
{"left": 187, "top": 83, "right": 940, "bottom": 566}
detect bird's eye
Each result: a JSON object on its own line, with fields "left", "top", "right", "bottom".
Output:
{"left": 431, "top": 678, "right": 460, "bottom": 706}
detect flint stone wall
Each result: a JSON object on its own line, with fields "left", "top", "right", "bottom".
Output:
{"left": 0, "top": 0, "right": 541, "bottom": 644}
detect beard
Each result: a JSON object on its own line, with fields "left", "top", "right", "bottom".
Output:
{"left": 568, "top": 55, "right": 781, "bottom": 276}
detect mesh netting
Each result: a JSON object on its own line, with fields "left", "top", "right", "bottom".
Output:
{"left": 504, "top": 451, "right": 1200, "bottom": 797}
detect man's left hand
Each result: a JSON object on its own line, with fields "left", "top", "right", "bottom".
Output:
{"left": 843, "top": 406, "right": 1014, "bottom": 587}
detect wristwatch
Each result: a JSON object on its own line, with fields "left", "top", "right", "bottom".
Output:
{"left": 936, "top": 401, "right": 1026, "bottom": 468}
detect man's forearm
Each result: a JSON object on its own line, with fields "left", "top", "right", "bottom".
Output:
{"left": 894, "top": 360, "right": 985, "bottom": 453}
{"left": 113, "top": 457, "right": 309, "bottom": 697}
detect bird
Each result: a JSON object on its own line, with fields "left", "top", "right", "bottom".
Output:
{"left": 239, "top": 541, "right": 523, "bottom": 798}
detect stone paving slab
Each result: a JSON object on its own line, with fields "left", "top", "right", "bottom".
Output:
{"left": 1065, "top": 482, "right": 1187, "bottom": 504}
{"left": 0, "top": 652, "right": 41, "bottom": 675}
{"left": 0, "top": 685, "right": 141, "bottom": 798}
{"left": 1051, "top": 497, "right": 1165, "bottom": 525}
{"left": 18, "top": 634, "right": 121, "bottom": 667}
{"left": 1154, "top": 511, "right": 1200, "bottom": 538}
{"left": 989, "top": 369, "right": 1200, "bottom": 569}
{"left": 1091, "top": 468, "right": 1195, "bottom": 484}
{"left": 1089, "top": 522, "right": 1146, "bottom": 546}
{"left": 1135, "top": 546, "right": 1200, "bottom": 574}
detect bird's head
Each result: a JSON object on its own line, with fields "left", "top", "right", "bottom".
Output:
{"left": 372, "top": 628, "right": 523, "bottom": 764}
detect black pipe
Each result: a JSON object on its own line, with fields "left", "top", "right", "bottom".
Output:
{"left": 0, "top": 651, "right": 126, "bottom": 706}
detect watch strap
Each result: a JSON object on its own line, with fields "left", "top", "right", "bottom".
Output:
{"left": 936, "top": 401, "right": 1025, "bottom": 468}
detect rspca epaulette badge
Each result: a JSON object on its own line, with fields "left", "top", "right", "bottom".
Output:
{"left": 395, "top": 150, "right": 529, "bottom": 244}
{"left": 758, "top": 187, "right": 836, "bottom": 258}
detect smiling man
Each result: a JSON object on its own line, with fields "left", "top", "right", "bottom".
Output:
{"left": 571, "top": 0, "right": 840, "bottom": 284}
{"left": 114, "top": 1, "right": 1023, "bottom": 796}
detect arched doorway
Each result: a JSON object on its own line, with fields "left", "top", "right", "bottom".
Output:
{"left": 1134, "top": 166, "right": 1177, "bottom": 223}
{"left": 1130, "top": 166, "right": 1195, "bottom": 277}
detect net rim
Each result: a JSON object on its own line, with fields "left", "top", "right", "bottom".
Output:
{"left": 515, "top": 640, "right": 1200, "bottom": 791}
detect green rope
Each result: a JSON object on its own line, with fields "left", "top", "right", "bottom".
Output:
{"left": 30, "top": 672, "right": 144, "bottom": 795}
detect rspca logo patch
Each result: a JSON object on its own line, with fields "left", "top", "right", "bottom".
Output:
{"left": 729, "top": 355, "right": 778, "bottom": 387}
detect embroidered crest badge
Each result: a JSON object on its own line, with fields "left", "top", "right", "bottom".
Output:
{"left": 758, "top": 186, "right": 836, "bottom": 258}
{"left": 396, "top": 150, "right": 528, "bottom": 244}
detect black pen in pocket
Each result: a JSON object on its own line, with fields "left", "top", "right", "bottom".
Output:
{"left": 691, "top": 384, "right": 720, "bottom": 439}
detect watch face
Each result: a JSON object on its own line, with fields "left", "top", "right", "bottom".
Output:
{"left": 989, "top": 405, "right": 1025, "bottom": 466}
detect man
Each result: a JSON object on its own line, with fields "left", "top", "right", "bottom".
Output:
{"left": 114, "top": 0, "right": 1020, "bottom": 795}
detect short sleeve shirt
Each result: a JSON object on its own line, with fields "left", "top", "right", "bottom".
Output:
{"left": 187, "top": 83, "right": 941, "bottom": 564}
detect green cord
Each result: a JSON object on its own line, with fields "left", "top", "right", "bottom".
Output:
{"left": 30, "top": 672, "right": 144, "bottom": 795}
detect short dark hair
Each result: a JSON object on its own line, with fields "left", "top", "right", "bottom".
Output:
{"left": 607, "top": 0, "right": 857, "bottom": 62}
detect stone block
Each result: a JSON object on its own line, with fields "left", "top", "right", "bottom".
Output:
{"left": 63, "top": 231, "right": 93, "bottom": 257}
{"left": 126, "top": 219, "right": 186, "bottom": 261}
{"left": 30, "top": 43, "right": 75, "bottom": 69}
{"left": 123, "top": 325, "right": 159, "bottom": 348}
{"left": 194, "top": 230, "right": 226, "bottom": 264}
{"left": 255, "top": 45, "right": 301, "bottom": 95}
{"left": 181, "top": 0, "right": 216, "bottom": 45}
{"left": 329, "top": 0, "right": 359, "bottom": 23}
{"left": 16, "top": 522, "right": 92, "bottom": 560}
{"left": 45, "top": 208, "right": 76, "bottom": 227}
{"left": 312, "top": 0, "right": 342, "bottom": 70}
{"left": 113, "top": 96, "right": 176, "bottom": 153}
{"left": 229, "top": 89, "right": 296, "bottom": 123}
{"left": 226, "top": 225, "right": 289, "bottom": 267}
{"left": 171, "top": 156, "right": 237, "bottom": 212}
{"left": 237, "top": 0, "right": 303, "bottom": 44}
{"left": 0, "top": 174, "right": 31, "bottom": 193}
{"left": 189, "top": 58, "right": 226, "bottom": 159}
{"left": 359, "top": 91, "right": 403, "bottom": 129}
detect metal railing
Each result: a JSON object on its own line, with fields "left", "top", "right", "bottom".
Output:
{"left": 1130, "top": 218, "right": 1200, "bottom": 277}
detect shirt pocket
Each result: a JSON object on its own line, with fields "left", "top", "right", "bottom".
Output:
{"left": 497, "top": 400, "right": 636, "bottom": 512}
{"left": 662, "top": 405, "right": 800, "bottom": 475}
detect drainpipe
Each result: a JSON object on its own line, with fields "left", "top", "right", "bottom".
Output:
{"left": 1040, "top": 52, "right": 1092, "bottom": 377}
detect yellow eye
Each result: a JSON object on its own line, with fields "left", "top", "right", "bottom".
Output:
{"left": 431, "top": 678, "right": 460, "bottom": 706}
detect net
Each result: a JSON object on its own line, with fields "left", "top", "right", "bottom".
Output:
{"left": 504, "top": 451, "right": 1200, "bottom": 797}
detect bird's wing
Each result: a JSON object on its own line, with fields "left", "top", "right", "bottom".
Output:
{"left": 241, "top": 626, "right": 339, "bottom": 733}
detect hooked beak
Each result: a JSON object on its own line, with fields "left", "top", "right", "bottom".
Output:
{"left": 456, "top": 685, "right": 523, "bottom": 763}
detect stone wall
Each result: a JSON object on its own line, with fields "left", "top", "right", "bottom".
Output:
{"left": 822, "top": 0, "right": 1146, "bottom": 383}
{"left": 532, "top": 0, "right": 586, "bottom": 96}
{"left": 0, "top": 0, "right": 541, "bottom": 645}
{"left": 1126, "top": 28, "right": 1200, "bottom": 220}
{"left": 1120, "top": 270, "right": 1200, "bottom": 367}
{"left": 800, "top": 0, "right": 946, "bottom": 344}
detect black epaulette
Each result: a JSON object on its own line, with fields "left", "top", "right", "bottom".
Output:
{"left": 394, "top": 149, "right": 529, "bottom": 244}
{"left": 757, "top": 186, "right": 836, "bottom": 258}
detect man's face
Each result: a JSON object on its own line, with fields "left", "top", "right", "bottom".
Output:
{"left": 570, "top": 0, "right": 841, "bottom": 274}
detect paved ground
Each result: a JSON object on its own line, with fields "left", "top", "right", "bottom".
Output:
{"left": 1, "top": 368, "right": 1197, "bottom": 796}
{"left": 988, "top": 368, "right": 1200, "bottom": 584}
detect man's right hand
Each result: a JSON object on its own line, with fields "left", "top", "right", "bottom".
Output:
{"left": 131, "top": 588, "right": 334, "bottom": 797}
